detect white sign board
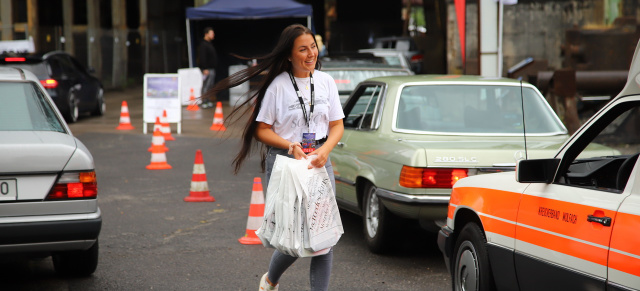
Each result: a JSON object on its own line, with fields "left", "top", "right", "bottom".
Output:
{"left": 178, "top": 68, "right": 203, "bottom": 106}
{"left": 0, "top": 36, "right": 35, "bottom": 54}
{"left": 143, "top": 74, "right": 182, "bottom": 134}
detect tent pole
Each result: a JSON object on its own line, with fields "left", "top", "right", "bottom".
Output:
{"left": 186, "top": 19, "right": 193, "bottom": 68}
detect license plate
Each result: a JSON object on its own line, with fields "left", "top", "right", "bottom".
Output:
{"left": 0, "top": 179, "right": 17, "bottom": 201}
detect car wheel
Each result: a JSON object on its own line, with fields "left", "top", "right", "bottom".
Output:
{"left": 452, "top": 223, "right": 495, "bottom": 291}
{"left": 53, "top": 239, "right": 99, "bottom": 277}
{"left": 362, "top": 182, "right": 392, "bottom": 253}
{"left": 65, "top": 91, "right": 79, "bottom": 123}
{"left": 91, "top": 88, "right": 105, "bottom": 116}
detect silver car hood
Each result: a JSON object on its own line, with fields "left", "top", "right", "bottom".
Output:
{"left": 0, "top": 131, "right": 77, "bottom": 173}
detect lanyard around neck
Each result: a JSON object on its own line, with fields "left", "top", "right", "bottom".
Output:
{"left": 288, "top": 71, "right": 314, "bottom": 129}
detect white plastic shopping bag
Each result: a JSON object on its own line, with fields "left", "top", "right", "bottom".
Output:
{"left": 289, "top": 156, "right": 343, "bottom": 252}
{"left": 255, "top": 155, "right": 342, "bottom": 257}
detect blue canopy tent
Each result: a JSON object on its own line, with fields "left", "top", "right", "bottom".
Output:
{"left": 185, "top": 0, "right": 314, "bottom": 68}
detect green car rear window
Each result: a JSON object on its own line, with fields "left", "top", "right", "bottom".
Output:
{"left": 397, "top": 85, "right": 566, "bottom": 134}
{"left": 0, "top": 81, "right": 66, "bottom": 132}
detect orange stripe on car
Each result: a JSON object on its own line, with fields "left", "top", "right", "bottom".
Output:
{"left": 450, "top": 187, "right": 521, "bottom": 223}
{"left": 516, "top": 194, "right": 614, "bottom": 247}
{"left": 515, "top": 223, "right": 608, "bottom": 266}
{"left": 609, "top": 211, "right": 640, "bottom": 276}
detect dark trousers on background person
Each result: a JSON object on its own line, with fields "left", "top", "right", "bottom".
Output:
{"left": 201, "top": 68, "right": 216, "bottom": 108}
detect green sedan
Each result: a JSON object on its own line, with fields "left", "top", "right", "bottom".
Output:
{"left": 330, "top": 74, "right": 571, "bottom": 253}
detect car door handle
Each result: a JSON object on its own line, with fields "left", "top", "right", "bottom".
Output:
{"left": 587, "top": 215, "right": 612, "bottom": 226}
{"left": 337, "top": 142, "right": 344, "bottom": 148}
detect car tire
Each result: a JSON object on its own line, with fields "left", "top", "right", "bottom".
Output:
{"left": 362, "top": 182, "right": 393, "bottom": 253}
{"left": 452, "top": 223, "right": 495, "bottom": 291}
{"left": 64, "top": 91, "right": 79, "bottom": 123}
{"left": 52, "top": 239, "right": 99, "bottom": 277}
{"left": 91, "top": 88, "right": 105, "bottom": 116}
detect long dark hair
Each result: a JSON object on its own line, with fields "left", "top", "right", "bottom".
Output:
{"left": 203, "top": 24, "right": 320, "bottom": 174}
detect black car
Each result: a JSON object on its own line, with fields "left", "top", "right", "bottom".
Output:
{"left": 0, "top": 51, "right": 104, "bottom": 123}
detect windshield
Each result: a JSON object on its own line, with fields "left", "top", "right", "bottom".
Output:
{"left": 395, "top": 85, "right": 566, "bottom": 135}
{"left": 0, "top": 81, "right": 66, "bottom": 132}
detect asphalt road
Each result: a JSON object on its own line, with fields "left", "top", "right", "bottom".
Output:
{"left": 0, "top": 87, "right": 451, "bottom": 290}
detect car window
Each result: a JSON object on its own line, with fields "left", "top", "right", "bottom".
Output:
{"left": 48, "top": 55, "right": 77, "bottom": 78}
{"left": 381, "top": 56, "right": 402, "bottom": 67}
{"left": 0, "top": 81, "right": 66, "bottom": 132}
{"left": 67, "top": 55, "right": 88, "bottom": 74}
{"left": 47, "top": 57, "right": 63, "bottom": 77}
{"left": 343, "top": 85, "right": 383, "bottom": 129}
{"left": 395, "top": 85, "right": 565, "bottom": 135}
{"left": 556, "top": 101, "right": 640, "bottom": 192}
{"left": 4, "top": 63, "right": 49, "bottom": 79}
{"left": 58, "top": 56, "right": 79, "bottom": 77}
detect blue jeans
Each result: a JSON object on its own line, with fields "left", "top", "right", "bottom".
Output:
{"left": 201, "top": 68, "right": 216, "bottom": 99}
{"left": 263, "top": 146, "right": 335, "bottom": 291}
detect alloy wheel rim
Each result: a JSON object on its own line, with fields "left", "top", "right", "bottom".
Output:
{"left": 455, "top": 241, "right": 478, "bottom": 291}
{"left": 99, "top": 89, "right": 105, "bottom": 114}
{"left": 365, "top": 187, "right": 379, "bottom": 237}
{"left": 70, "top": 94, "right": 78, "bottom": 121}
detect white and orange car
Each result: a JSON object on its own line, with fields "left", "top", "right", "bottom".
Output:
{"left": 438, "top": 43, "right": 640, "bottom": 290}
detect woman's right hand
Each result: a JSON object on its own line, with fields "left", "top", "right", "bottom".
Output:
{"left": 292, "top": 144, "right": 307, "bottom": 160}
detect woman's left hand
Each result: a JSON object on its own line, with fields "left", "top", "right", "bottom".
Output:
{"left": 306, "top": 146, "right": 330, "bottom": 169}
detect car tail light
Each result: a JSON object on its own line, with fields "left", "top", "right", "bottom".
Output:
{"left": 5, "top": 57, "right": 26, "bottom": 62}
{"left": 399, "top": 166, "right": 467, "bottom": 188}
{"left": 40, "top": 79, "right": 58, "bottom": 89}
{"left": 46, "top": 171, "right": 97, "bottom": 200}
{"left": 410, "top": 54, "right": 423, "bottom": 63}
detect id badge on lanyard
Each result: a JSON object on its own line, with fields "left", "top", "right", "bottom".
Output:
{"left": 301, "top": 132, "right": 316, "bottom": 153}
{"left": 289, "top": 71, "right": 316, "bottom": 153}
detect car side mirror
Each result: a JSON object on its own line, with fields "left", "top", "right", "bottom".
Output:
{"left": 516, "top": 158, "right": 560, "bottom": 183}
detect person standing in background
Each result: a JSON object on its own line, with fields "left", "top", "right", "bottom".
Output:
{"left": 198, "top": 27, "right": 218, "bottom": 108}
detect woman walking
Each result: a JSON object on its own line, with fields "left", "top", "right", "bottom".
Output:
{"left": 203, "top": 24, "right": 344, "bottom": 291}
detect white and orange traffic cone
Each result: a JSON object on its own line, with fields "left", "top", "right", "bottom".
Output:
{"left": 146, "top": 128, "right": 172, "bottom": 170}
{"left": 239, "top": 177, "right": 265, "bottom": 245}
{"left": 116, "top": 101, "right": 135, "bottom": 130}
{"left": 184, "top": 150, "right": 215, "bottom": 202}
{"left": 186, "top": 88, "right": 199, "bottom": 111}
{"left": 148, "top": 119, "right": 169, "bottom": 152}
{"left": 160, "top": 110, "right": 175, "bottom": 141}
{"left": 210, "top": 101, "right": 226, "bottom": 131}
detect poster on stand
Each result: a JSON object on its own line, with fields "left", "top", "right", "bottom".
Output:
{"left": 143, "top": 73, "right": 182, "bottom": 134}
{"left": 178, "top": 68, "right": 203, "bottom": 106}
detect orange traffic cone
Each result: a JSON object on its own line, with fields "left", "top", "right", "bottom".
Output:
{"left": 160, "top": 110, "right": 175, "bottom": 141}
{"left": 146, "top": 128, "right": 172, "bottom": 170}
{"left": 148, "top": 119, "right": 169, "bottom": 152}
{"left": 186, "top": 88, "right": 200, "bottom": 111}
{"left": 116, "top": 101, "right": 135, "bottom": 130}
{"left": 210, "top": 102, "right": 226, "bottom": 131}
{"left": 239, "top": 177, "right": 265, "bottom": 245}
{"left": 184, "top": 150, "right": 215, "bottom": 202}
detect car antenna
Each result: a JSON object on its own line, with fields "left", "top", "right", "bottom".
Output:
{"left": 519, "top": 79, "right": 528, "bottom": 160}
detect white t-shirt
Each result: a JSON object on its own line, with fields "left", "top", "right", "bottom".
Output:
{"left": 256, "top": 70, "right": 344, "bottom": 143}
